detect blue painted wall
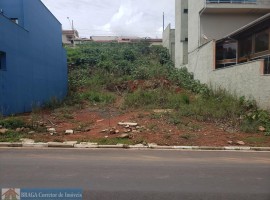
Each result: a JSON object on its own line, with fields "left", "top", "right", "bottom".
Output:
{"left": 0, "top": 0, "right": 67, "bottom": 116}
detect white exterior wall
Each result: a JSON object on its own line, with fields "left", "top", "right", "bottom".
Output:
{"left": 188, "top": 41, "right": 215, "bottom": 83}
{"left": 175, "top": 0, "right": 189, "bottom": 68}
{"left": 188, "top": 0, "right": 205, "bottom": 53}
{"left": 188, "top": 41, "right": 270, "bottom": 110}
{"left": 163, "top": 24, "right": 175, "bottom": 62}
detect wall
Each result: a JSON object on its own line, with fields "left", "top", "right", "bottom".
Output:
{"left": 188, "top": 0, "right": 205, "bottom": 53}
{"left": 211, "top": 61, "right": 270, "bottom": 110}
{"left": 0, "top": 0, "right": 67, "bottom": 116}
{"left": 188, "top": 41, "right": 270, "bottom": 109}
{"left": 175, "top": 0, "right": 189, "bottom": 68}
{"left": 162, "top": 24, "right": 175, "bottom": 62}
{"left": 201, "top": 13, "right": 264, "bottom": 44}
{"left": 188, "top": 41, "right": 215, "bottom": 84}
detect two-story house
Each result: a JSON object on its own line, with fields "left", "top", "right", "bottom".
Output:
{"left": 164, "top": 0, "right": 270, "bottom": 109}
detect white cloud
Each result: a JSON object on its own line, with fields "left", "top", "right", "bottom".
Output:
{"left": 41, "top": 0, "right": 174, "bottom": 38}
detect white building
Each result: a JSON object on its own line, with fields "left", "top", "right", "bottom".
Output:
{"left": 164, "top": 0, "right": 270, "bottom": 109}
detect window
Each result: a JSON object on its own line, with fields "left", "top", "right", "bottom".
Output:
{"left": 255, "top": 29, "right": 269, "bottom": 53}
{"left": 216, "top": 40, "right": 237, "bottom": 69}
{"left": 239, "top": 36, "right": 252, "bottom": 58}
{"left": 183, "top": 9, "right": 188, "bottom": 14}
{"left": 0, "top": 51, "right": 6, "bottom": 70}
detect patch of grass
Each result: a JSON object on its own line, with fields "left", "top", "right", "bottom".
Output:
{"left": 123, "top": 89, "right": 192, "bottom": 110}
{"left": 240, "top": 120, "right": 260, "bottom": 133}
{"left": 52, "top": 106, "right": 75, "bottom": 120}
{"left": 44, "top": 96, "right": 63, "bottom": 109}
{"left": 150, "top": 113, "right": 163, "bottom": 119}
{"left": 148, "top": 124, "right": 158, "bottom": 131}
{"left": 244, "top": 137, "right": 266, "bottom": 144}
{"left": 80, "top": 91, "right": 116, "bottom": 105}
{"left": 91, "top": 138, "right": 134, "bottom": 145}
{"left": 0, "top": 131, "right": 25, "bottom": 142}
{"left": 0, "top": 118, "right": 26, "bottom": 129}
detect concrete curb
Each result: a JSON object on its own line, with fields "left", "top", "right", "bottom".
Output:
{"left": 0, "top": 142, "right": 270, "bottom": 151}
{"left": 0, "top": 143, "right": 23, "bottom": 147}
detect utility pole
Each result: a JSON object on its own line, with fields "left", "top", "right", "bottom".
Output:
{"left": 67, "top": 17, "right": 73, "bottom": 30}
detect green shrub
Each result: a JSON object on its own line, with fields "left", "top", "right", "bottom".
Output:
{"left": 0, "top": 118, "right": 26, "bottom": 129}
{"left": 80, "top": 91, "right": 116, "bottom": 105}
{"left": 0, "top": 131, "right": 24, "bottom": 142}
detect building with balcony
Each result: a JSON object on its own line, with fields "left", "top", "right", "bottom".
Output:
{"left": 170, "top": 0, "right": 270, "bottom": 109}
{"left": 0, "top": 0, "right": 67, "bottom": 116}
{"left": 62, "top": 29, "right": 79, "bottom": 45}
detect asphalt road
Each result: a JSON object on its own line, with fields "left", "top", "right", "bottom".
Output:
{"left": 0, "top": 148, "right": 270, "bottom": 200}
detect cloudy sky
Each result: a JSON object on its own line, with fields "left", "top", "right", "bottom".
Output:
{"left": 41, "top": 0, "right": 175, "bottom": 38}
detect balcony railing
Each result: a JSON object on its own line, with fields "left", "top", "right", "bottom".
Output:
{"left": 206, "top": 0, "right": 257, "bottom": 3}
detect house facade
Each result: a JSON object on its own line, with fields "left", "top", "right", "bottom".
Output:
{"left": 167, "top": 0, "right": 270, "bottom": 109}
{"left": 62, "top": 29, "right": 79, "bottom": 45}
{"left": 0, "top": 0, "right": 67, "bottom": 116}
{"left": 163, "top": 24, "right": 175, "bottom": 63}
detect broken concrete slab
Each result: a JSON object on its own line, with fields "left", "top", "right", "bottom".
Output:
{"left": 118, "top": 122, "right": 138, "bottom": 127}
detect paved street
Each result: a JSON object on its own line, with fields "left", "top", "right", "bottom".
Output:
{"left": 0, "top": 149, "right": 270, "bottom": 200}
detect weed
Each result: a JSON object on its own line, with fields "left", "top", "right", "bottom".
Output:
{"left": 80, "top": 91, "right": 116, "bottom": 105}
{"left": 0, "top": 131, "right": 24, "bottom": 142}
{"left": 148, "top": 124, "right": 158, "bottom": 131}
{"left": 0, "top": 118, "right": 26, "bottom": 129}
{"left": 244, "top": 137, "right": 266, "bottom": 144}
{"left": 181, "top": 133, "right": 195, "bottom": 140}
{"left": 164, "top": 133, "right": 172, "bottom": 140}
{"left": 91, "top": 138, "right": 134, "bottom": 145}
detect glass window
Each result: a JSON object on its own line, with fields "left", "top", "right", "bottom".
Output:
{"left": 223, "top": 42, "right": 237, "bottom": 59}
{"left": 239, "top": 36, "right": 252, "bottom": 57}
{"left": 0, "top": 51, "right": 6, "bottom": 70}
{"left": 216, "top": 41, "right": 237, "bottom": 69}
{"left": 255, "top": 29, "right": 269, "bottom": 53}
{"left": 216, "top": 41, "right": 237, "bottom": 60}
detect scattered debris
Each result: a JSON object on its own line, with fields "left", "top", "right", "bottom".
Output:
{"left": 236, "top": 141, "right": 245, "bottom": 146}
{"left": 118, "top": 122, "right": 138, "bottom": 127}
{"left": 47, "top": 118, "right": 57, "bottom": 126}
{"left": 20, "top": 138, "right": 35, "bottom": 143}
{"left": 28, "top": 131, "right": 35, "bottom": 134}
{"left": 227, "top": 141, "right": 233, "bottom": 145}
{"left": 148, "top": 143, "right": 158, "bottom": 147}
{"left": 83, "top": 127, "right": 91, "bottom": 132}
{"left": 153, "top": 109, "right": 173, "bottom": 114}
{"left": 124, "top": 129, "right": 132, "bottom": 133}
{"left": 47, "top": 128, "right": 56, "bottom": 132}
{"left": 118, "top": 134, "right": 130, "bottom": 139}
{"left": 0, "top": 129, "right": 8, "bottom": 134}
{"left": 258, "top": 126, "right": 266, "bottom": 132}
{"left": 47, "top": 128, "right": 56, "bottom": 136}
{"left": 65, "top": 130, "right": 74, "bottom": 135}
{"left": 15, "top": 127, "right": 25, "bottom": 132}
{"left": 109, "top": 128, "right": 119, "bottom": 134}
